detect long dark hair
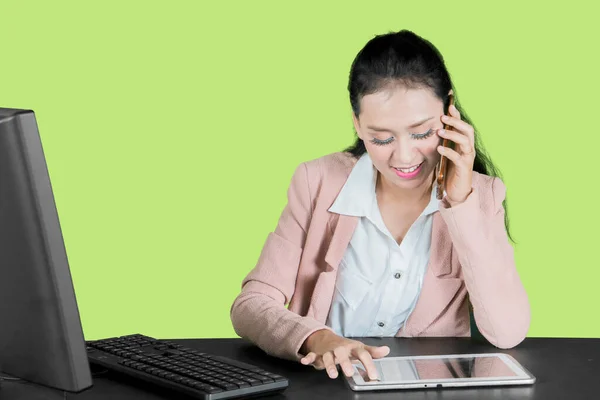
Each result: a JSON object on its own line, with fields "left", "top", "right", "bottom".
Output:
{"left": 344, "top": 29, "right": 514, "bottom": 243}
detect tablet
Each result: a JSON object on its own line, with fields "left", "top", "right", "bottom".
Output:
{"left": 345, "top": 353, "right": 535, "bottom": 391}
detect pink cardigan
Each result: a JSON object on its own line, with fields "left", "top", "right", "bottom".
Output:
{"left": 230, "top": 152, "right": 530, "bottom": 361}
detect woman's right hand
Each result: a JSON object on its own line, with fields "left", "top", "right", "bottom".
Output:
{"left": 300, "top": 329, "right": 390, "bottom": 380}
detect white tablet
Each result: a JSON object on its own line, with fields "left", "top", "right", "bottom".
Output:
{"left": 345, "top": 353, "right": 535, "bottom": 391}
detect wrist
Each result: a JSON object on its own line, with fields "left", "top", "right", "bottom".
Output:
{"left": 447, "top": 197, "right": 465, "bottom": 207}
{"left": 301, "top": 329, "right": 330, "bottom": 354}
{"left": 446, "top": 188, "right": 472, "bottom": 207}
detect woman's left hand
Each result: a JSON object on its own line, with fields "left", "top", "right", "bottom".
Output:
{"left": 436, "top": 103, "right": 476, "bottom": 205}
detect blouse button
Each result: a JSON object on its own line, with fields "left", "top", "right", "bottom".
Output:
{"left": 378, "top": 322, "right": 385, "bottom": 327}
{"left": 394, "top": 272, "right": 402, "bottom": 279}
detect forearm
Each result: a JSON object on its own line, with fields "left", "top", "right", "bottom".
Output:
{"left": 440, "top": 185, "right": 530, "bottom": 348}
{"left": 230, "top": 282, "right": 334, "bottom": 361}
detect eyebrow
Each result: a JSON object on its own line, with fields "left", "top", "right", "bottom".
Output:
{"left": 367, "top": 116, "right": 434, "bottom": 132}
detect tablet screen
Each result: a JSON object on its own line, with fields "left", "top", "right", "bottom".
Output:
{"left": 355, "top": 355, "right": 519, "bottom": 383}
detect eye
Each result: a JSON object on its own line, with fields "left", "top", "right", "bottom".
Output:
{"left": 370, "top": 137, "right": 394, "bottom": 146}
{"left": 410, "top": 129, "right": 434, "bottom": 140}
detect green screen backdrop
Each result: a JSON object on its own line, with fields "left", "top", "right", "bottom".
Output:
{"left": 1, "top": 1, "right": 598, "bottom": 340}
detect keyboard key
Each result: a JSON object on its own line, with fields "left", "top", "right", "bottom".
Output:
{"left": 218, "top": 382, "right": 238, "bottom": 391}
{"left": 201, "top": 385, "right": 224, "bottom": 394}
{"left": 262, "top": 373, "right": 286, "bottom": 382}
{"left": 211, "top": 355, "right": 264, "bottom": 372}
{"left": 242, "top": 378, "right": 262, "bottom": 386}
{"left": 251, "top": 375, "right": 274, "bottom": 383}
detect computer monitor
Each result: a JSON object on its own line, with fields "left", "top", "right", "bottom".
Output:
{"left": 0, "top": 108, "right": 92, "bottom": 392}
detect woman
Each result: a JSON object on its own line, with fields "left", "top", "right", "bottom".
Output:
{"left": 230, "top": 29, "right": 530, "bottom": 381}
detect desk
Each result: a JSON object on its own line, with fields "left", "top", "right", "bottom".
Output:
{"left": 1, "top": 337, "right": 598, "bottom": 399}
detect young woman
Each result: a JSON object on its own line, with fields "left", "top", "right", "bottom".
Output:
{"left": 230, "top": 29, "right": 530, "bottom": 381}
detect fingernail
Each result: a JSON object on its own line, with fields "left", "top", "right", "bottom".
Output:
{"left": 442, "top": 115, "right": 449, "bottom": 121}
{"left": 438, "top": 129, "right": 445, "bottom": 135}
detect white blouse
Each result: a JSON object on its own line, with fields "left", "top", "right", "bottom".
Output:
{"left": 326, "top": 152, "right": 440, "bottom": 337}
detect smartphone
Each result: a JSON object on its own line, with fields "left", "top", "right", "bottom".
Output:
{"left": 436, "top": 94, "right": 455, "bottom": 200}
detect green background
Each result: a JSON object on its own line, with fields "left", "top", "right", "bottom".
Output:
{"left": 1, "top": 1, "right": 598, "bottom": 340}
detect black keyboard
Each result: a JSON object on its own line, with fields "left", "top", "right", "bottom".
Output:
{"left": 86, "top": 334, "right": 288, "bottom": 399}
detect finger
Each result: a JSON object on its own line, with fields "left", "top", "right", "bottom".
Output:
{"left": 356, "top": 364, "right": 370, "bottom": 381}
{"left": 333, "top": 347, "right": 355, "bottom": 377}
{"left": 339, "top": 357, "right": 356, "bottom": 377}
{"left": 441, "top": 113, "right": 474, "bottom": 143}
{"left": 438, "top": 128, "right": 469, "bottom": 146}
{"left": 312, "top": 358, "right": 325, "bottom": 370}
{"left": 352, "top": 347, "right": 380, "bottom": 381}
{"left": 437, "top": 145, "right": 463, "bottom": 166}
{"left": 322, "top": 352, "right": 339, "bottom": 379}
{"left": 437, "top": 129, "right": 473, "bottom": 155}
{"left": 448, "top": 103, "right": 461, "bottom": 118}
{"left": 365, "top": 345, "right": 391, "bottom": 359}
{"left": 300, "top": 352, "right": 317, "bottom": 365}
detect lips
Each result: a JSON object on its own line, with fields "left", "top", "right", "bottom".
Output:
{"left": 393, "top": 161, "right": 424, "bottom": 173}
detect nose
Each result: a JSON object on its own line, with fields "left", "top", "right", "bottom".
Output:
{"left": 394, "top": 136, "right": 417, "bottom": 164}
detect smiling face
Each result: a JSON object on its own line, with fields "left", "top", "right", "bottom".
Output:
{"left": 352, "top": 85, "right": 447, "bottom": 194}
